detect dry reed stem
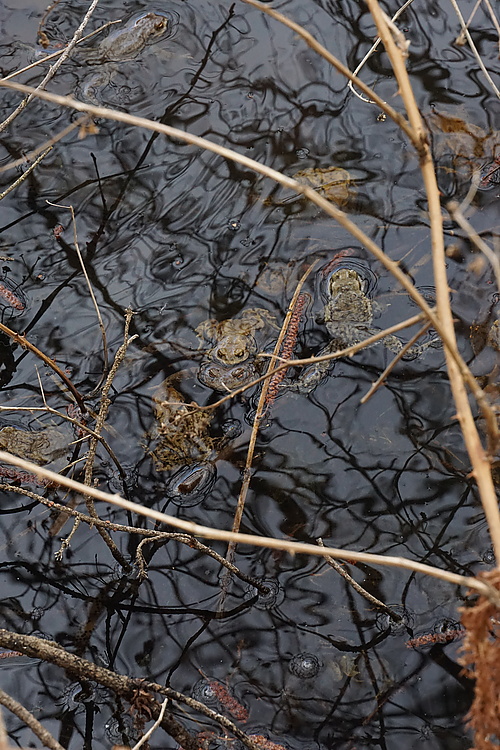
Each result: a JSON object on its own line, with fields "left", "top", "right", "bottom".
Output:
{"left": 238, "top": 0, "right": 415, "bottom": 142}
{"left": 448, "top": 0, "right": 500, "bottom": 98}
{"left": 360, "top": 321, "right": 432, "bottom": 404}
{"left": 0, "top": 148, "right": 52, "bottom": 201}
{"left": 0, "top": 449, "right": 498, "bottom": 602}
{"left": 0, "top": 690, "right": 64, "bottom": 750}
{"left": 0, "top": 0, "right": 100, "bottom": 134}
{"left": 218, "top": 262, "right": 317, "bottom": 607}
{"left": 365, "top": 0, "right": 500, "bottom": 565}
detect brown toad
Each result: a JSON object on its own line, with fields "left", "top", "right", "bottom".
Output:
{"left": 150, "top": 381, "right": 218, "bottom": 471}
{"left": 294, "top": 267, "right": 438, "bottom": 392}
{"left": 0, "top": 425, "right": 70, "bottom": 465}
{"left": 196, "top": 308, "right": 279, "bottom": 392}
{"left": 77, "top": 12, "right": 169, "bottom": 103}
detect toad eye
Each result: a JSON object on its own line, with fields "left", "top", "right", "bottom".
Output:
{"left": 231, "top": 368, "right": 247, "bottom": 381}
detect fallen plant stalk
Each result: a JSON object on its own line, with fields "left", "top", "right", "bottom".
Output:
{"left": 0, "top": 448, "right": 497, "bottom": 602}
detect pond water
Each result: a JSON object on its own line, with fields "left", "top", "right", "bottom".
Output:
{"left": 0, "top": 0, "right": 499, "bottom": 748}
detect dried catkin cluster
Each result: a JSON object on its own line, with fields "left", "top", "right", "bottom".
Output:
{"left": 460, "top": 570, "right": 500, "bottom": 750}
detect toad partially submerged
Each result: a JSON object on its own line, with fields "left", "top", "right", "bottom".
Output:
{"left": 294, "top": 267, "right": 438, "bottom": 392}
{"left": 196, "top": 308, "right": 279, "bottom": 392}
{"left": 0, "top": 425, "right": 70, "bottom": 466}
{"left": 77, "top": 12, "right": 169, "bottom": 103}
{"left": 150, "top": 381, "right": 218, "bottom": 471}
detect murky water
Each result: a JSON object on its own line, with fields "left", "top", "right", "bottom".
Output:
{"left": 0, "top": 0, "right": 498, "bottom": 748}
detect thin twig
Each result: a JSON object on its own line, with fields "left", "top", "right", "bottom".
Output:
{"left": 0, "top": 118, "right": 89, "bottom": 175}
{"left": 0, "top": 321, "right": 86, "bottom": 413}
{"left": 0, "top": 148, "right": 52, "bottom": 201}
{"left": 365, "top": 0, "right": 500, "bottom": 563}
{"left": 482, "top": 0, "right": 500, "bottom": 55}
{"left": 131, "top": 699, "right": 168, "bottom": 750}
{"left": 0, "top": 690, "right": 64, "bottom": 750}
{"left": 447, "top": 200, "right": 500, "bottom": 294}
{"left": 317, "top": 538, "right": 400, "bottom": 621}
{"left": 218, "top": 262, "right": 318, "bottom": 608}
{"left": 0, "top": 0, "right": 101, "bottom": 134}
{"left": 360, "top": 321, "right": 432, "bottom": 403}
{"left": 47, "top": 202, "right": 109, "bottom": 378}
{"left": 455, "top": 0, "right": 482, "bottom": 44}
{"left": 0, "top": 450, "right": 498, "bottom": 602}
{"left": 347, "top": 0, "right": 416, "bottom": 104}
{"left": 448, "top": 0, "right": 500, "bottom": 99}
{"left": 3, "top": 20, "right": 122, "bottom": 82}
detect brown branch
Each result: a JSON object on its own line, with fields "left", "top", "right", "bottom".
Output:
{"left": 0, "top": 322, "right": 86, "bottom": 413}
{"left": 218, "top": 262, "right": 318, "bottom": 608}
{"left": 0, "top": 690, "right": 64, "bottom": 750}
{"left": 0, "top": 630, "right": 262, "bottom": 750}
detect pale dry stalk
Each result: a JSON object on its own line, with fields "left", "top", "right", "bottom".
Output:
{"left": 0, "top": 449, "right": 499, "bottom": 602}
{"left": 218, "top": 262, "right": 317, "bottom": 607}
{"left": 365, "top": 0, "right": 500, "bottom": 564}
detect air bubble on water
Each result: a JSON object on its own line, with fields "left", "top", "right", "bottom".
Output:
{"left": 289, "top": 652, "right": 321, "bottom": 679}
{"left": 245, "top": 578, "right": 284, "bottom": 610}
{"left": 227, "top": 218, "right": 241, "bottom": 231}
{"left": 375, "top": 605, "right": 414, "bottom": 635}
{"left": 295, "top": 148, "right": 310, "bottom": 159}
{"left": 192, "top": 678, "right": 220, "bottom": 706}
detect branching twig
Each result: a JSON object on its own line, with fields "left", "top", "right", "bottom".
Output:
{"left": 0, "top": 148, "right": 52, "bottom": 201}
{"left": 58, "top": 309, "right": 135, "bottom": 567}
{"left": 0, "top": 0, "right": 101, "bottom": 134}
{"left": 0, "top": 321, "right": 86, "bottom": 413}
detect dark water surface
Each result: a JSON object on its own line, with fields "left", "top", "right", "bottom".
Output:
{"left": 0, "top": 0, "right": 499, "bottom": 748}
